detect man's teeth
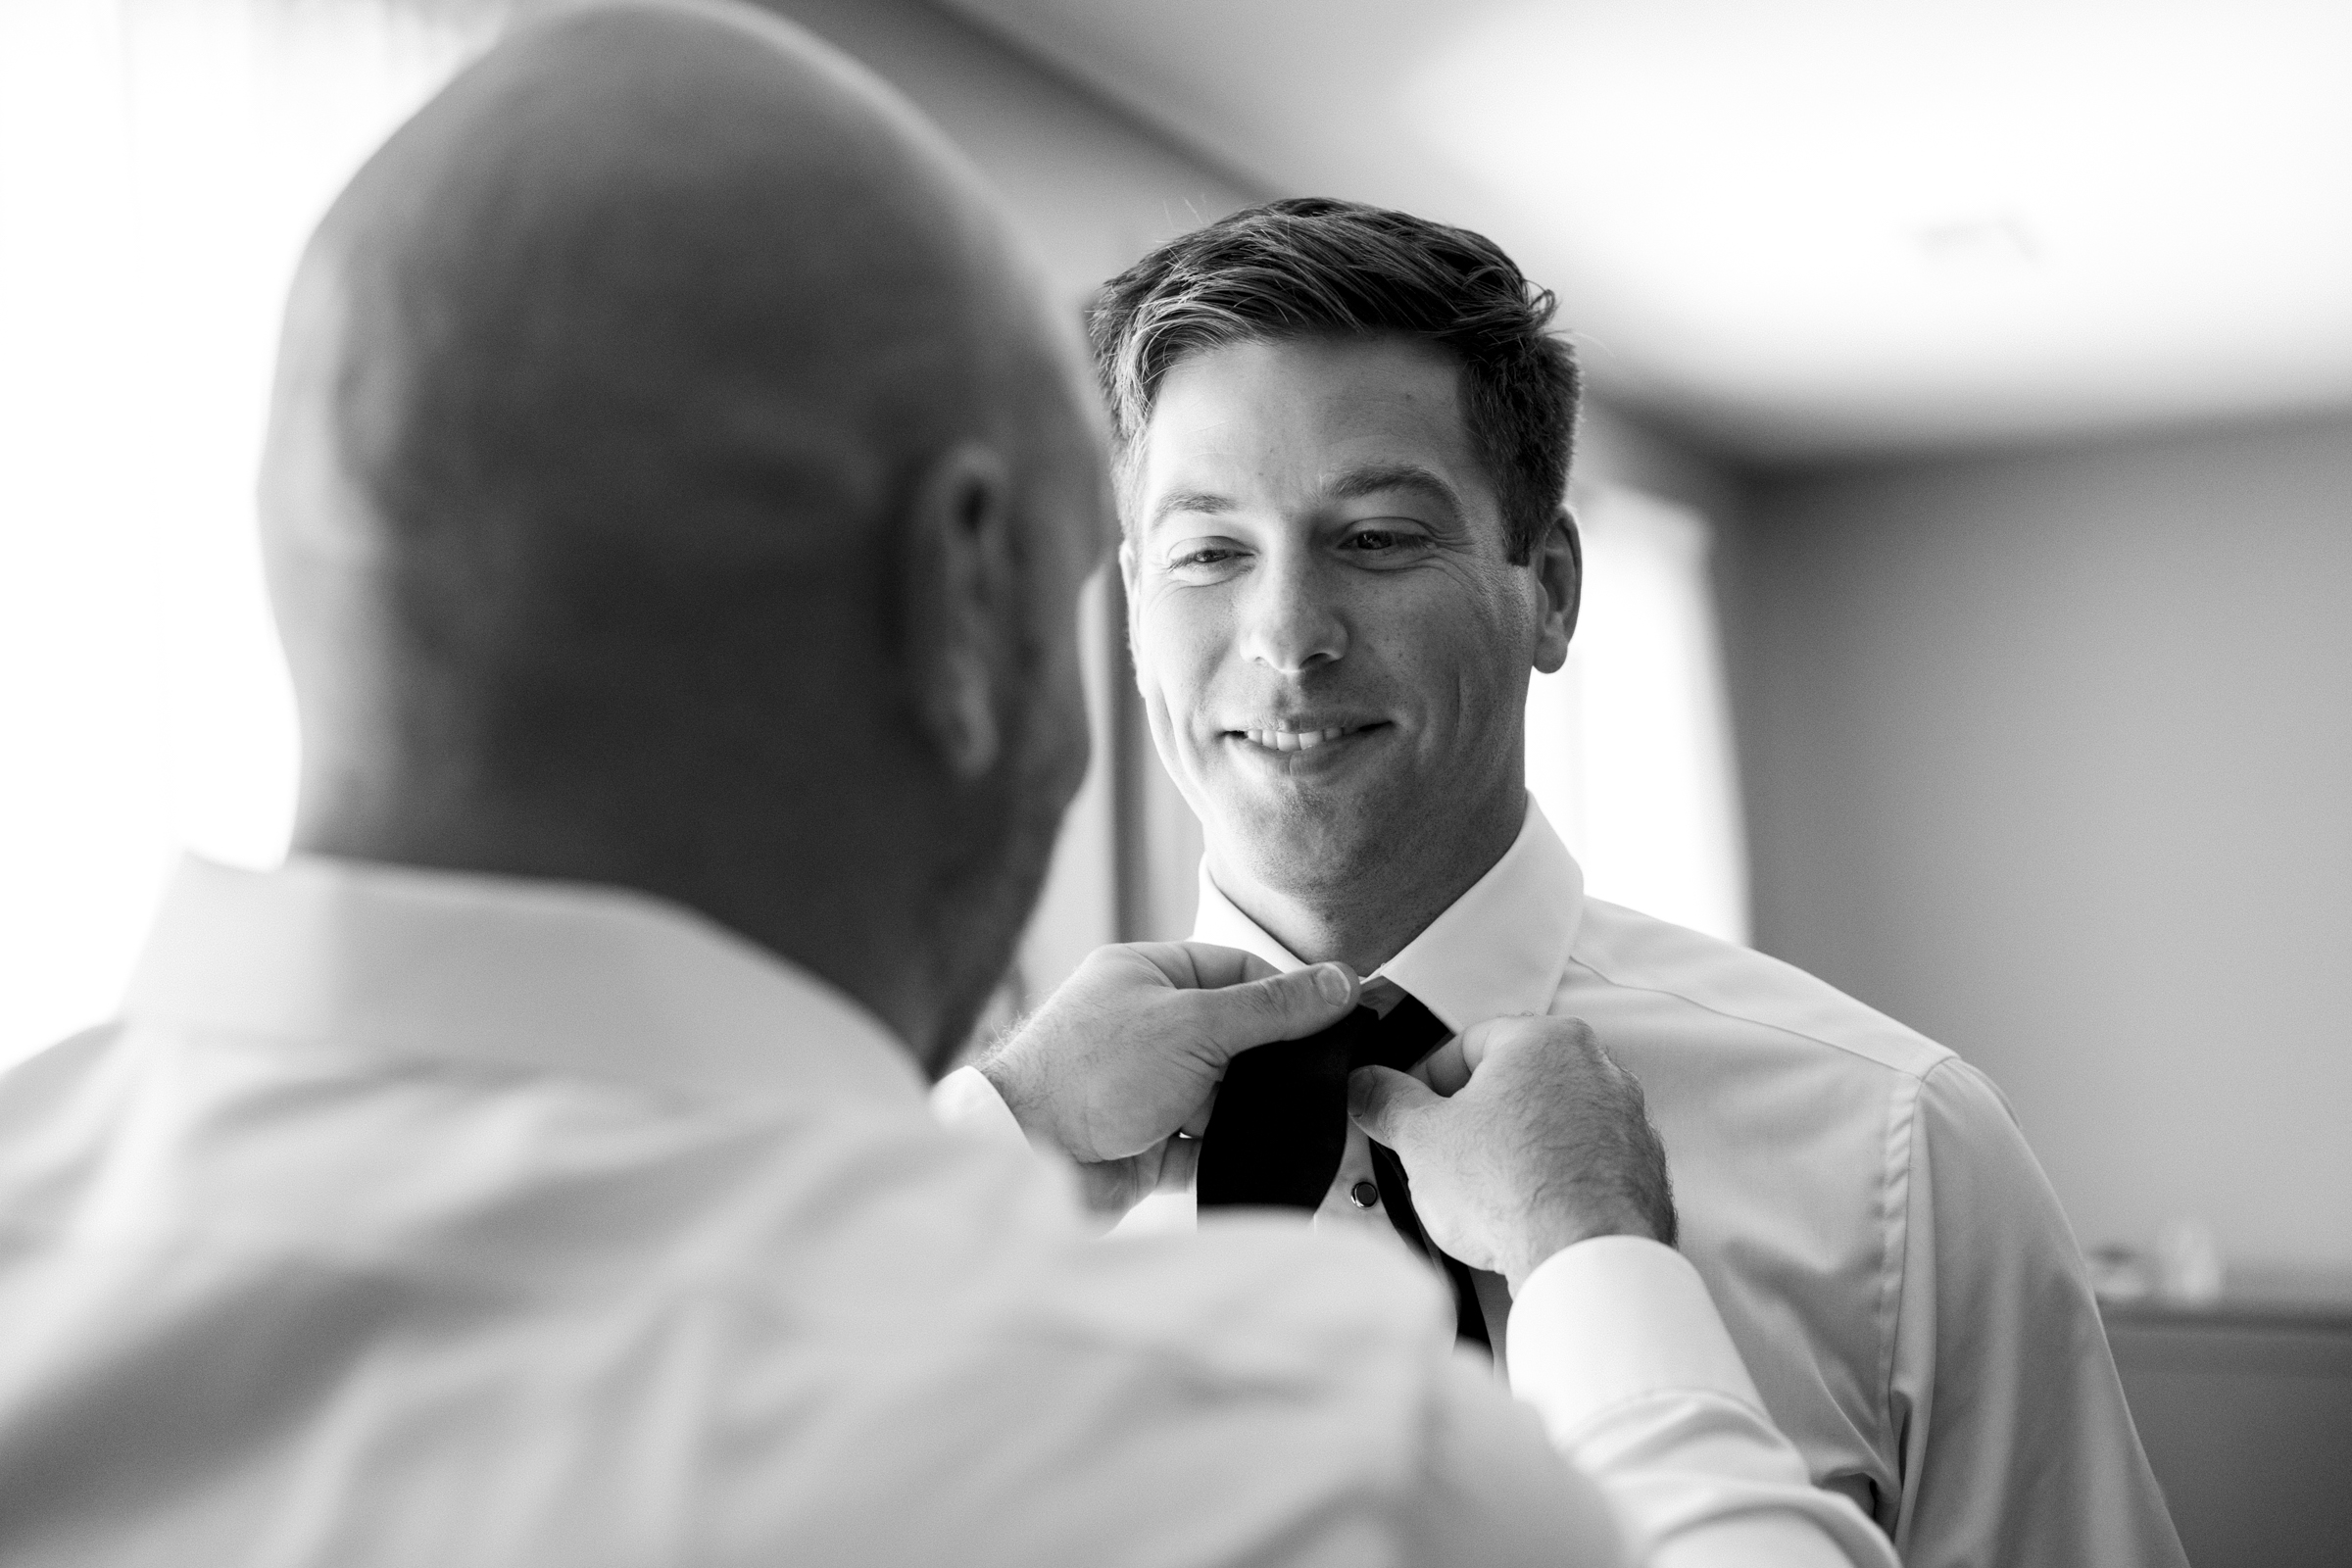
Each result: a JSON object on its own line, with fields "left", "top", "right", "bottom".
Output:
{"left": 1248, "top": 727, "right": 1348, "bottom": 753}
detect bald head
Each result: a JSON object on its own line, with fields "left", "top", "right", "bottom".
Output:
{"left": 262, "top": 0, "right": 1110, "bottom": 1064}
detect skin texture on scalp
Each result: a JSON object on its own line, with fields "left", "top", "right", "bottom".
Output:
{"left": 260, "top": 0, "right": 1112, "bottom": 1071}
{"left": 1123, "top": 333, "right": 1579, "bottom": 974}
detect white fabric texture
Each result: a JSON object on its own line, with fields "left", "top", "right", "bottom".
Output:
{"left": 0, "top": 855, "right": 1886, "bottom": 1567}
{"left": 1155, "top": 798, "right": 2184, "bottom": 1568}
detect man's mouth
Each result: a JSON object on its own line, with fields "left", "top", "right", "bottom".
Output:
{"left": 1231, "top": 721, "right": 1380, "bottom": 755}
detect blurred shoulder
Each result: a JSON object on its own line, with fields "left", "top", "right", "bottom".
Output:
{"left": 1044, "top": 1218, "right": 1458, "bottom": 1373}
{"left": 708, "top": 1218, "right": 1467, "bottom": 1566}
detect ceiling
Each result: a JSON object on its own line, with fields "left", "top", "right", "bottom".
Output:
{"left": 935, "top": 0, "right": 2352, "bottom": 460}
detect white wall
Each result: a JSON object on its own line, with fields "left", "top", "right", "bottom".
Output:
{"left": 1736, "top": 411, "right": 2352, "bottom": 1274}
{"left": 759, "top": 0, "right": 1261, "bottom": 312}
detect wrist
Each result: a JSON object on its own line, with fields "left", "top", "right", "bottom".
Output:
{"left": 975, "top": 1051, "right": 1050, "bottom": 1150}
{"left": 1504, "top": 1210, "right": 1667, "bottom": 1294}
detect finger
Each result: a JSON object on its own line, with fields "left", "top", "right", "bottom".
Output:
{"left": 1180, "top": 1084, "right": 1215, "bottom": 1140}
{"left": 1155, "top": 1135, "right": 1200, "bottom": 1193}
{"left": 1174, "top": 943, "right": 1282, "bottom": 989}
{"left": 1124, "top": 941, "right": 1282, "bottom": 992}
{"left": 1068, "top": 942, "right": 1198, "bottom": 999}
{"left": 1453, "top": 1016, "right": 1525, "bottom": 1078}
{"left": 1187, "top": 963, "right": 1359, "bottom": 1062}
{"left": 1414, "top": 1034, "right": 1471, "bottom": 1096}
{"left": 1348, "top": 1064, "right": 1443, "bottom": 1148}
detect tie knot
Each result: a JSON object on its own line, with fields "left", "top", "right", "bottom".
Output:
{"left": 1348, "top": 984, "right": 1451, "bottom": 1075}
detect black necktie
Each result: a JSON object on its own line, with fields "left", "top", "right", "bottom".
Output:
{"left": 1197, "top": 985, "right": 1492, "bottom": 1350}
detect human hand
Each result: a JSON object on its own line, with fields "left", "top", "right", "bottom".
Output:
{"left": 980, "top": 944, "right": 1359, "bottom": 1214}
{"left": 1348, "top": 1015, "right": 1676, "bottom": 1291}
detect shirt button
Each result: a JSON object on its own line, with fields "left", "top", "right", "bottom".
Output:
{"left": 1348, "top": 1180, "right": 1381, "bottom": 1209}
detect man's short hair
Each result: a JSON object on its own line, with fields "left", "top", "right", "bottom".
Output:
{"left": 1088, "top": 196, "right": 1580, "bottom": 564}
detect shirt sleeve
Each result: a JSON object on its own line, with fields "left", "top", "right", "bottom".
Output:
{"left": 1493, "top": 1238, "right": 1898, "bottom": 1568}
{"left": 1888, "top": 1059, "right": 2187, "bottom": 1568}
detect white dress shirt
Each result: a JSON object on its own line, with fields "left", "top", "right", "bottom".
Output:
{"left": 0, "top": 855, "right": 1891, "bottom": 1568}
{"left": 1132, "top": 800, "right": 2184, "bottom": 1568}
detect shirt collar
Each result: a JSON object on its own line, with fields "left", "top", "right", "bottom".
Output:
{"left": 122, "top": 855, "right": 928, "bottom": 1113}
{"left": 1192, "top": 797, "right": 1584, "bottom": 1036}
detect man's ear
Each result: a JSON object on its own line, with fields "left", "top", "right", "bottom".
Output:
{"left": 1532, "top": 506, "right": 1582, "bottom": 674}
{"left": 904, "top": 441, "right": 1017, "bottom": 782}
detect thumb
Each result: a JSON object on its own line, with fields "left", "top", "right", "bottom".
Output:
{"left": 1191, "top": 963, "right": 1359, "bottom": 1060}
{"left": 1348, "top": 1064, "right": 1443, "bottom": 1149}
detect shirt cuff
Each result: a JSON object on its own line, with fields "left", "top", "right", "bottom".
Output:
{"left": 1506, "top": 1236, "right": 1765, "bottom": 1436}
{"left": 928, "top": 1064, "right": 1030, "bottom": 1152}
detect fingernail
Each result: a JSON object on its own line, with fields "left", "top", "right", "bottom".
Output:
{"left": 1314, "top": 964, "right": 1351, "bottom": 1005}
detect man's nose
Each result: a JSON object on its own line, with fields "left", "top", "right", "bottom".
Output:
{"left": 1237, "top": 554, "right": 1348, "bottom": 675}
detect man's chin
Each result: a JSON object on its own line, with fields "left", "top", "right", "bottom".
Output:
{"left": 1205, "top": 793, "right": 1396, "bottom": 899}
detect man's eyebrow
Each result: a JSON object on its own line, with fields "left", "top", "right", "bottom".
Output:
{"left": 1324, "top": 463, "right": 1463, "bottom": 512}
{"left": 1147, "top": 490, "right": 1236, "bottom": 530}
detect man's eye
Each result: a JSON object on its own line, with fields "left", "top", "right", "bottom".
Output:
{"left": 1167, "top": 546, "right": 1243, "bottom": 571}
{"left": 1342, "top": 527, "right": 1423, "bottom": 556}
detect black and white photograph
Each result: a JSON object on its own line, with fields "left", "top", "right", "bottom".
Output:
{"left": 1, "top": 1, "right": 2346, "bottom": 1563}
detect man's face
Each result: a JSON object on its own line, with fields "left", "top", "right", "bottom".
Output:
{"left": 1124, "top": 333, "right": 1567, "bottom": 901}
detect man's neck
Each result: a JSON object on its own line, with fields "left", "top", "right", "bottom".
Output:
{"left": 1208, "top": 794, "right": 1528, "bottom": 976}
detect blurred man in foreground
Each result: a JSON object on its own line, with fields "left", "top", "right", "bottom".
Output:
{"left": 0, "top": 5, "right": 1890, "bottom": 1564}
{"left": 1030, "top": 197, "right": 2186, "bottom": 1567}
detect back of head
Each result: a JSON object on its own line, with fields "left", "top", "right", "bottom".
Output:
{"left": 262, "top": 0, "right": 1104, "bottom": 1056}
{"left": 1088, "top": 196, "right": 1580, "bottom": 564}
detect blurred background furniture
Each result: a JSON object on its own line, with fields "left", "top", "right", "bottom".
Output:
{"left": 2106, "top": 1275, "right": 2352, "bottom": 1568}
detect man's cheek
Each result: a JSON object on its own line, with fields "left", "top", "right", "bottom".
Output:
{"left": 1145, "top": 632, "right": 1214, "bottom": 741}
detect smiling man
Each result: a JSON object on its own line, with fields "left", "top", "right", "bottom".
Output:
{"left": 1091, "top": 198, "right": 2187, "bottom": 1568}
{"left": 1134, "top": 330, "right": 1561, "bottom": 977}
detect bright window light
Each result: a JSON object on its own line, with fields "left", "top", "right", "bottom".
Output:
{"left": 1526, "top": 487, "right": 1749, "bottom": 944}
{"left": 2, "top": 1, "right": 491, "bottom": 1064}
